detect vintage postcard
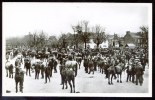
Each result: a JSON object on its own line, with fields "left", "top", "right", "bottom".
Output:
{"left": 2, "top": 2, "right": 152, "bottom": 97}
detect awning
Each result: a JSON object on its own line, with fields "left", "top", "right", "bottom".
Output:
{"left": 125, "top": 43, "right": 136, "bottom": 48}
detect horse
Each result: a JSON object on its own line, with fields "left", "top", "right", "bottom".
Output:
{"left": 5, "top": 61, "right": 13, "bottom": 78}
{"left": 14, "top": 67, "right": 24, "bottom": 93}
{"left": 98, "top": 60, "right": 104, "bottom": 74}
{"left": 126, "top": 63, "right": 135, "bottom": 83}
{"left": 62, "top": 60, "right": 78, "bottom": 93}
{"left": 97, "top": 56, "right": 110, "bottom": 77}
{"left": 115, "top": 62, "right": 125, "bottom": 83}
{"left": 41, "top": 61, "right": 50, "bottom": 83}
{"left": 134, "top": 62, "right": 144, "bottom": 86}
{"left": 107, "top": 66, "right": 116, "bottom": 85}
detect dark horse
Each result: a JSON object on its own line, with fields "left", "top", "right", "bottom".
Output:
{"left": 5, "top": 61, "right": 13, "bottom": 78}
{"left": 99, "top": 60, "right": 109, "bottom": 78}
{"left": 62, "top": 60, "right": 78, "bottom": 93}
{"left": 15, "top": 67, "right": 24, "bottom": 93}
{"left": 126, "top": 64, "right": 135, "bottom": 83}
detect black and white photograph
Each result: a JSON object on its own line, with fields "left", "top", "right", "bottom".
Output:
{"left": 2, "top": 2, "right": 152, "bottom": 97}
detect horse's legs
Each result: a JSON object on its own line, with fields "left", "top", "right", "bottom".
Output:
{"left": 93, "top": 69, "right": 94, "bottom": 75}
{"left": 128, "top": 73, "right": 131, "bottom": 81}
{"left": 139, "top": 75, "right": 143, "bottom": 86}
{"left": 126, "top": 74, "right": 129, "bottom": 82}
{"left": 111, "top": 74, "right": 113, "bottom": 85}
{"left": 60, "top": 74, "right": 63, "bottom": 85}
{"left": 117, "top": 74, "right": 119, "bottom": 82}
{"left": 120, "top": 73, "right": 122, "bottom": 83}
{"left": 136, "top": 75, "right": 138, "bottom": 85}
{"left": 65, "top": 80, "right": 68, "bottom": 89}
{"left": 6, "top": 69, "right": 8, "bottom": 77}
{"left": 62, "top": 81, "right": 65, "bottom": 89}
{"left": 29, "top": 68, "right": 31, "bottom": 76}
{"left": 11, "top": 71, "right": 13, "bottom": 78}
{"left": 9, "top": 70, "right": 11, "bottom": 78}
{"left": 94, "top": 63, "right": 96, "bottom": 71}
{"left": 15, "top": 82, "right": 18, "bottom": 93}
{"left": 19, "top": 80, "right": 23, "bottom": 93}
{"left": 108, "top": 73, "right": 111, "bottom": 85}
{"left": 38, "top": 72, "right": 40, "bottom": 79}
{"left": 54, "top": 65, "right": 57, "bottom": 73}
{"left": 132, "top": 74, "right": 135, "bottom": 83}
{"left": 35, "top": 71, "right": 37, "bottom": 79}
{"left": 45, "top": 74, "right": 47, "bottom": 83}
{"left": 48, "top": 75, "right": 50, "bottom": 82}
{"left": 101, "top": 67, "right": 104, "bottom": 74}
{"left": 62, "top": 81, "right": 64, "bottom": 89}
{"left": 72, "top": 78, "right": 75, "bottom": 93}
{"left": 88, "top": 68, "right": 90, "bottom": 74}
{"left": 68, "top": 80, "right": 72, "bottom": 93}
{"left": 50, "top": 68, "right": 53, "bottom": 77}
{"left": 26, "top": 68, "right": 28, "bottom": 75}
{"left": 85, "top": 67, "right": 87, "bottom": 73}
{"left": 79, "top": 63, "right": 80, "bottom": 69}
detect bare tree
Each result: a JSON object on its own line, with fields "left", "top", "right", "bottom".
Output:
{"left": 58, "top": 33, "right": 67, "bottom": 48}
{"left": 72, "top": 25, "right": 81, "bottom": 49}
{"left": 93, "top": 25, "right": 106, "bottom": 48}
{"left": 140, "top": 26, "right": 148, "bottom": 48}
{"left": 77, "top": 20, "right": 90, "bottom": 49}
{"left": 48, "top": 35, "right": 58, "bottom": 48}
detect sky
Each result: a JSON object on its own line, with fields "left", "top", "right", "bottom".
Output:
{"left": 3, "top": 3, "right": 151, "bottom": 39}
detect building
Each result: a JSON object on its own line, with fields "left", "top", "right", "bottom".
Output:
{"left": 107, "top": 34, "right": 119, "bottom": 48}
{"left": 124, "top": 31, "right": 142, "bottom": 47}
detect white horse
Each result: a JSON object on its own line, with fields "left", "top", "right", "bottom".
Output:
{"left": 65, "top": 60, "right": 78, "bottom": 75}
{"left": 5, "top": 61, "right": 14, "bottom": 78}
{"left": 62, "top": 60, "right": 78, "bottom": 93}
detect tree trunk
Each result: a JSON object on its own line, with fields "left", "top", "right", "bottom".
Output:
{"left": 97, "top": 43, "right": 99, "bottom": 49}
{"left": 84, "top": 42, "right": 87, "bottom": 49}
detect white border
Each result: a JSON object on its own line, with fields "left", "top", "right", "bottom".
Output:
{"left": 2, "top": 3, "right": 152, "bottom": 97}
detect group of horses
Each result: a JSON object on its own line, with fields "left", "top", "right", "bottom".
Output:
{"left": 5, "top": 47, "right": 147, "bottom": 93}
{"left": 5, "top": 56, "right": 24, "bottom": 93}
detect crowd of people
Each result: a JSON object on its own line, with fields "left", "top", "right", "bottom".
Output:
{"left": 5, "top": 46, "right": 148, "bottom": 93}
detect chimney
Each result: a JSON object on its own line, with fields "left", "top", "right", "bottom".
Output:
{"left": 126, "top": 31, "right": 130, "bottom": 34}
